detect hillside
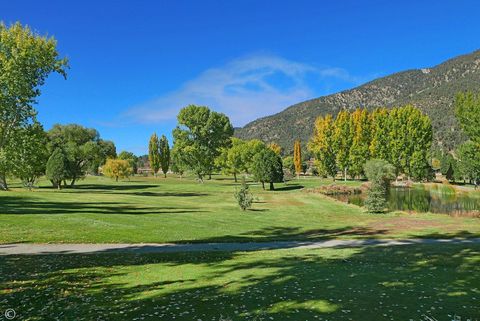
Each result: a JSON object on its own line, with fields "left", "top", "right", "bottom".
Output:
{"left": 235, "top": 50, "right": 480, "bottom": 153}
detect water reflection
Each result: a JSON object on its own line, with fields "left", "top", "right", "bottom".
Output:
{"left": 330, "top": 185, "right": 480, "bottom": 216}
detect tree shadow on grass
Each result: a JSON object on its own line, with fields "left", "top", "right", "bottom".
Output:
{"left": 0, "top": 196, "right": 206, "bottom": 215}
{"left": 0, "top": 232, "right": 479, "bottom": 320}
{"left": 274, "top": 184, "right": 304, "bottom": 191}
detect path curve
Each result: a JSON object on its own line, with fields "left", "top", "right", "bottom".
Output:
{"left": 1, "top": 238, "right": 480, "bottom": 255}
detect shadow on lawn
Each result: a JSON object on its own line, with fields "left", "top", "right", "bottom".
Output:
{"left": 0, "top": 196, "right": 206, "bottom": 215}
{"left": 0, "top": 232, "right": 479, "bottom": 320}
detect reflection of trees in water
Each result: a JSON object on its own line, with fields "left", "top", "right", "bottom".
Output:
{"left": 333, "top": 186, "right": 480, "bottom": 216}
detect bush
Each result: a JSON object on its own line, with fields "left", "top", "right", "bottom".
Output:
{"left": 46, "top": 148, "right": 66, "bottom": 189}
{"left": 234, "top": 178, "right": 254, "bottom": 211}
{"left": 364, "top": 159, "right": 395, "bottom": 213}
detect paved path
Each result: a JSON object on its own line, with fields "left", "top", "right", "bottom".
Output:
{"left": 1, "top": 238, "right": 480, "bottom": 255}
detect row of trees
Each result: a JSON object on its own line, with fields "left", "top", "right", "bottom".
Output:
{"left": 309, "top": 106, "right": 433, "bottom": 181}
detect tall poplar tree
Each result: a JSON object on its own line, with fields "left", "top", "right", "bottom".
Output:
{"left": 159, "top": 135, "right": 170, "bottom": 178}
{"left": 369, "top": 108, "right": 390, "bottom": 161}
{"left": 293, "top": 140, "right": 302, "bottom": 178}
{"left": 334, "top": 110, "right": 353, "bottom": 181}
{"left": 349, "top": 108, "right": 371, "bottom": 178}
{"left": 308, "top": 114, "right": 337, "bottom": 179}
{"left": 148, "top": 133, "right": 160, "bottom": 176}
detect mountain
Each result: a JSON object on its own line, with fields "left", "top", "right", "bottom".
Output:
{"left": 235, "top": 50, "right": 480, "bottom": 153}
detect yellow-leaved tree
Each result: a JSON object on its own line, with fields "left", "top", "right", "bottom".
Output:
{"left": 293, "top": 140, "right": 302, "bottom": 178}
{"left": 103, "top": 159, "right": 133, "bottom": 182}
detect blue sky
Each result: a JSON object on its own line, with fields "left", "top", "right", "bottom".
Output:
{"left": 2, "top": 0, "right": 480, "bottom": 155}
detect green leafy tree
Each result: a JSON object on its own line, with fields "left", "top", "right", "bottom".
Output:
{"left": 455, "top": 91, "right": 480, "bottom": 144}
{"left": 308, "top": 114, "right": 337, "bottom": 179}
{"left": 171, "top": 146, "right": 187, "bottom": 178}
{"left": 0, "top": 22, "right": 68, "bottom": 189}
{"left": 118, "top": 151, "right": 138, "bottom": 174}
{"left": 242, "top": 139, "right": 266, "bottom": 174}
{"left": 9, "top": 122, "right": 49, "bottom": 188}
{"left": 282, "top": 156, "right": 296, "bottom": 176}
{"left": 159, "top": 135, "right": 170, "bottom": 178}
{"left": 369, "top": 108, "right": 391, "bottom": 161}
{"left": 364, "top": 159, "right": 396, "bottom": 213}
{"left": 148, "top": 133, "right": 161, "bottom": 176}
{"left": 215, "top": 138, "right": 247, "bottom": 182}
{"left": 46, "top": 148, "right": 66, "bottom": 189}
{"left": 252, "top": 147, "right": 284, "bottom": 190}
{"left": 172, "top": 105, "right": 233, "bottom": 181}
{"left": 102, "top": 158, "right": 133, "bottom": 182}
{"left": 349, "top": 108, "right": 371, "bottom": 178}
{"left": 48, "top": 124, "right": 111, "bottom": 186}
{"left": 89, "top": 140, "right": 116, "bottom": 175}
{"left": 333, "top": 110, "right": 353, "bottom": 181}
{"left": 457, "top": 141, "right": 480, "bottom": 187}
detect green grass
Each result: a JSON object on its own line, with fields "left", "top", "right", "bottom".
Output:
{"left": 0, "top": 175, "right": 479, "bottom": 244}
{"left": 1, "top": 244, "right": 479, "bottom": 320}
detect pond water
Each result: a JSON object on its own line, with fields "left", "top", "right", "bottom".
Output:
{"left": 330, "top": 185, "right": 480, "bottom": 216}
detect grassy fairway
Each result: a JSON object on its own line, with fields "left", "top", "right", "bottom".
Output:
{"left": 0, "top": 176, "right": 479, "bottom": 244}
{"left": 1, "top": 244, "right": 479, "bottom": 320}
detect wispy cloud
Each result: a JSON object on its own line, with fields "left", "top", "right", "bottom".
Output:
{"left": 123, "top": 53, "right": 364, "bottom": 126}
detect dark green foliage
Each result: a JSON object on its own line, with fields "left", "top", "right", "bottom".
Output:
{"left": 46, "top": 148, "right": 66, "bottom": 189}
{"left": 48, "top": 124, "right": 114, "bottom": 185}
{"left": 118, "top": 151, "right": 138, "bottom": 174}
{"left": 234, "top": 178, "right": 254, "bottom": 211}
{"left": 252, "top": 148, "right": 284, "bottom": 190}
{"left": 457, "top": 141, "right": 480, "bottom": 186}
{"left": 148, "top": 133, "right": 161, "bottom": 176}
{"left": 159, "top": 135, "right": 170, "bottom": 178}
{"left": 235, "top": 50, "right": 480, "bottom": 153}
{"left": 364, "top": 159, "right": 396, "bottom": 213}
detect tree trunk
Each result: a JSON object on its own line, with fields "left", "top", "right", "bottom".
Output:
{"left": 0, "top": 174, "right": 8, "bottom": 190}
{"left": 57, "top": 182, "right": 61, "bottom": 190}
{"left": 70, "top": 178, "right": 76, "bottom": 187}
{"left": 208, "top": 173, "right": 212, "bottom": 180}
{"left": 344, "top": 168, "right": 347, "bottom": 181}
{"left": 261, "top": 181, "right": 265, "bottom": 190}
{"left": 164, "top": 172, "right": 167, "bottom": 178}
{"left": 269, "top": 182, "right": 274, "bottom": 191}
{"left": 115, "top": 176, "right": 118, "bottom": 182}
{"left": 234, "top": 173, "right": 237, "bottom": 183}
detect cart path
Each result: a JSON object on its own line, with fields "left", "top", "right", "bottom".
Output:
{"left": 1, "top": 238, "right": 480, "bottom": 255}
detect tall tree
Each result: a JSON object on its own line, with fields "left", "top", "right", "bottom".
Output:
{"left": 349, "top": 108, "right": 371, "bottom": 178}
{"left": 172, "top": 105, "right": 233, "bottom": 181}
{"left": 159, "top": 135, "right": 170, "bottom": 178}
{"left": 148, "top": 133, "right": 160, "bottom": 176}
{"left": 369, "top": 108, "right": 391, "bottom": 161}
{"left": 0, "top": 22, "right": 68, "bottom": 189}
{"left": 293, "top": 140, "right": 302, "bottom": 178}
{"left": 455, "top": 91, "right": 480, "bottom": 144}
{"left": 334, "top": 110, "right": 353, "bottom": 181}
{"left": 308, "top": 114, "right": 337, "bottom": 179}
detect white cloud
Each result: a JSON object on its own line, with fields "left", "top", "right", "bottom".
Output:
{"left": 123, "top": 53, "right": 362, "bottom": 126}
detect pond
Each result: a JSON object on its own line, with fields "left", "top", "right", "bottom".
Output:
{"left": 330, "top": 184, "right": 480, "bottom": 216}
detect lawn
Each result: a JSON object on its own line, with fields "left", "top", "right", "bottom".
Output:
{"left": 1, "top": 175, "right": 479, "bottom": 244}
{"left": 1, "top": 244, "right": 479, "bottom": 320}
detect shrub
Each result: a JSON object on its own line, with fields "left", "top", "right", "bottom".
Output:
{"left": 46, "top": 148, "right": 66, "bottom": 189}
{"left": 364, "top": 159, "right": 395, "bottom": 213}
{"left": 234, "top": 178, "right": 254, "bottom": 211}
